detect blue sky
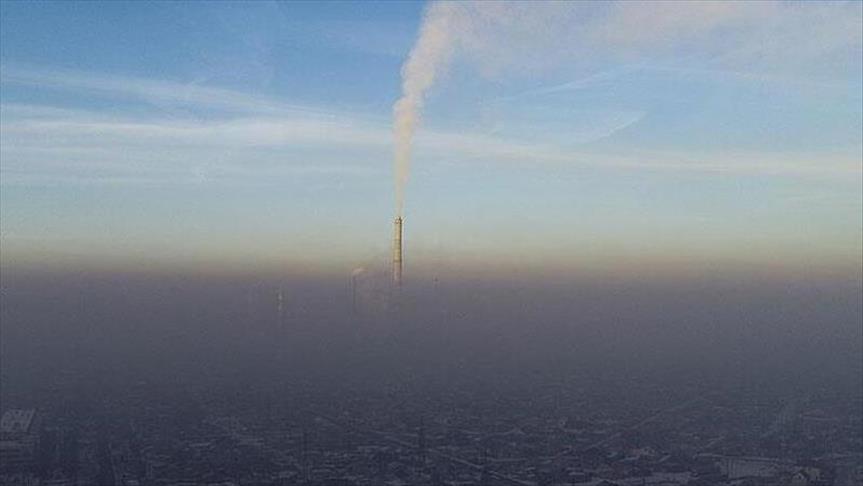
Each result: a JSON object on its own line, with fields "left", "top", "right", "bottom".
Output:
{"left": 1, "top": 1, "right": 861, "bottom": 275}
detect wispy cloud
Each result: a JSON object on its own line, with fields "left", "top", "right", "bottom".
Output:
{"left": 4, "top": 105, "right": 858, "bottom": 187}
{"left": 1, "top": 64, "right": 341, "bottom": 118}
{"left": 518, "top": 62, "right": 860, "bottom": 102}
{"left": 427, "top": 1, "right": 860, "bottom": 80}
{"left": 1, "top": 65, "right": 860, "bottom": 187}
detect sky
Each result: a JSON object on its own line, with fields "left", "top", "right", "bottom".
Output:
{"left": 1, "top": 1, "right": 861, "bottom": 277}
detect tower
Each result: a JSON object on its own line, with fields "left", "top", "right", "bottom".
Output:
{"left": 418, "top": 417, "right": 426, "bottom": 466}
{"left": 277, "top": 288, "right": 285, "bottom": 324}
{"left": 393, "top": 217, "right": 403, "bottom": 287}
{"left": 302, "top": 427, "right": 310, "bottom": 482}
{"left": 351, "top": 273, "right": 358, "bottom": 315}
{"left": 350, "top": 268, "right": 364, "bottom": 316}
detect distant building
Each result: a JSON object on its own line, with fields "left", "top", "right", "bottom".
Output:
{"left": 0, "top": 409, "right": 41, "bottom": 472}
{"left": 0, "top": 410, "right": 36, "bottom": 435}
{"left": 790, "top": 466, "right": 826, "bottom": 486}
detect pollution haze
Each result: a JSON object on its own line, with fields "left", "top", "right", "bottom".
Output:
{"left": 1, "top": 1, "right": 861, "bottom": 485}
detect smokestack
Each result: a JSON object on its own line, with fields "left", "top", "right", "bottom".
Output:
{"left": 393, "top": 217, "right": 403, "bottom": 287}
{"left": 351, "top": 267, "right": 365, "bottom": 316}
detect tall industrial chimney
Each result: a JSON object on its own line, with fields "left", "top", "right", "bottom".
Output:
{"left": 393, "top": 217, "right": 403, "bottom": 287}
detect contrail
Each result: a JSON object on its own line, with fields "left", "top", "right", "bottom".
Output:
{"left": 393, "top": 1, "right": 460, "bottom": 217}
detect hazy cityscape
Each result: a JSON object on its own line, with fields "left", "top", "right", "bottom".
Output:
{"left": 1, "top": 1, "right": 862, "bottom": 485}
{"left": 2, "top": 271, "right": 861, "bottom": 485}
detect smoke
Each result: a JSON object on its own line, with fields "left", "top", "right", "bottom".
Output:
{"left": 392, "top": 1, "right": 862, "bottom": 215}
{"left": 393, "top": 2, "right": 462, "bottom": 217}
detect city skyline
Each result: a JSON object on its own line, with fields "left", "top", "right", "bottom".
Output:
{"left": 1, "top": 3, "right": 862, "bottom": 484}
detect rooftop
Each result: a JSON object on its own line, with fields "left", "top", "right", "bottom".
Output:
{"left": 0, "top": 410, "right": 36, "bottom": 435}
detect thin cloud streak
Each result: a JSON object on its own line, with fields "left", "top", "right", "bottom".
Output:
{"left": 2, "top": 103, "right": 860, "bottom": 187}
{"left": 0, "top": 64, "right": 345, "bottom": 118}
{"left": 519, "top": 63, "right": 860, "bottom": 101}
{"left": 1, "top": 62, "right": 861, "bottom": 187}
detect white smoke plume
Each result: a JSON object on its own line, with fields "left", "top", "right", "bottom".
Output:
{"left": 392, "top": 1, "right": 861, "bottom": 215}
{"left": 393, "top": 2, "right": 462, "bottom": 217}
